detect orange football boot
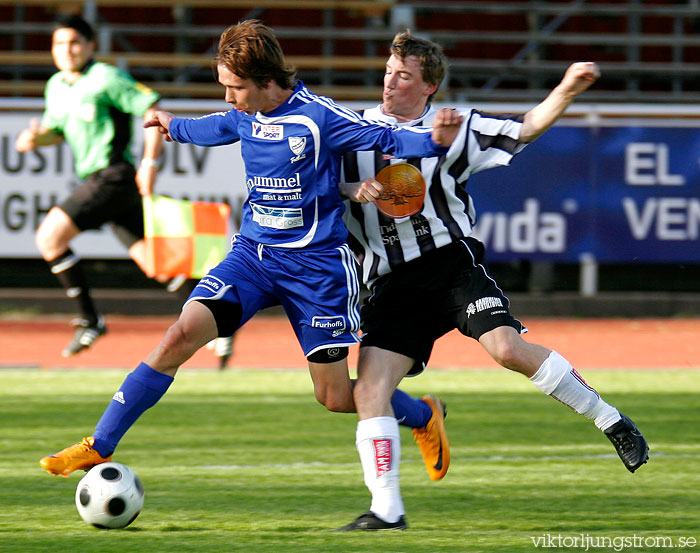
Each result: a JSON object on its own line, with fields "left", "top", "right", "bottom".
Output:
{"left": 40, "top": 437, "right": 111, "bottom": 477}
{"left": 412, "top": 395, "right": 450, "bottom": 481}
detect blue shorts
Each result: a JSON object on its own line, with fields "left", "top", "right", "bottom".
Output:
{"left": 185, "top": 234, "right": 361, "bottom": 357}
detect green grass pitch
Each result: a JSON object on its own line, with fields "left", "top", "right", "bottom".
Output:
{"left": 0, "top": 368, "right": 698, "bottom": 553}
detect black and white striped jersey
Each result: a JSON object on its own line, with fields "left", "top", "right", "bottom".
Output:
{"left": 341, "top": 104, "right": 526, "bottom": 289}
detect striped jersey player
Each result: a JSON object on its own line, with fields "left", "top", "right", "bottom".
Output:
{"left": 334, "top": 30, "right": 648, "bottom": 532}
{"left": 343, "top": 105, "right": 526, "bottom": 289}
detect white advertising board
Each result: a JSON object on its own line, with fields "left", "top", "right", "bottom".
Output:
{"left": 1, "top": 106, "right": 247, "bottom": 258}
{"left": 3, "top": 100, "right": 698, "bottom": 260}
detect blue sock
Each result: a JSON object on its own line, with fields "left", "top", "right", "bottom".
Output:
{"left": 92, "top": 362, "right": 174, "bottom": 457}
{"left": 391, "top": 389, "right": 432, "bottom": 429}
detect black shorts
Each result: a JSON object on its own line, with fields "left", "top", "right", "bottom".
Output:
{"left": 360, "top": 238, "right": 524, "bottom": 373}
{"left": 60, "top": 162, "right": 144, "bottom": 248}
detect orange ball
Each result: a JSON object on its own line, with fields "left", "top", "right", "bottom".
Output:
{"left": 374, "top": 162, "right": 426, "bottom": 219}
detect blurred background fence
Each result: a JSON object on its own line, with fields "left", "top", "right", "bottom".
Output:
{"left": 2, "top": 0, "right": 700, "bottom": 103}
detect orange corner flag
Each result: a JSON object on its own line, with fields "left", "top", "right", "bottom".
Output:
{"left": 143, "top": 195, "right": 231, "bottom": 279}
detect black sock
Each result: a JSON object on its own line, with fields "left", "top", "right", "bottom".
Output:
{"left": 48, "top": 249, "right": 100, "bottom": 325}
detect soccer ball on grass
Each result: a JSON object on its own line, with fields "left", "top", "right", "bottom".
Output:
{"left": 75, "top": 462, "right": 144, "bottom": 529}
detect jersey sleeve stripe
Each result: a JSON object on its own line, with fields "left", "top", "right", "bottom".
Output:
{"left": 309, "top": 93, "right": 368, "bottom": 123}
{"left": 471, "top": 129, "right": 522, "bottom": 155}
{"left": 477, "top": 111, "right": 525, "bottom": 123}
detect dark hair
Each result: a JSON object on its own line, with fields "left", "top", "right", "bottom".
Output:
{"left": 390, "top": 30, "right": 447, "bottom": 103}
{"left": 213, "top": 19, "right": 296, "bottom": 90}
{"left": 53, "top": 14, "right": 95, "bottom": 42}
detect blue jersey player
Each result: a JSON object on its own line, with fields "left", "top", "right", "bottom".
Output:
{"left": 39, "top": 20, "right": 462, "bottom": 484}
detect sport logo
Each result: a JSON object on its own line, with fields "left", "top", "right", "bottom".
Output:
{"left": 288, "top": 136, "right": 307, "bottom": 163}
{"left": 252, "top": 122, "right": 284, "bottom": 140}
{"left": 112, "top": 391, "right": 125, "bottom": 404}
{"left": 250, "top": 203, "right": 303, "bottom": 229}
{"left": 373, "top": 439, "right": 392, "bottom": 477}
{"left": 311, "top": 315, "right": 346, "bottom": 330}
{"left": 466, "top": 296, "right": 504, "bottom": 317}
{"left": 247, "top": 172, "right": 301, "bottom": 191}
{"left": 197, "top": 275, "right": 225, "bottom": 293}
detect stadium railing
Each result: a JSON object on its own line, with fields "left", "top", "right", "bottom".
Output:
{"left": 1, "top": 2, "right": 699, "bottom": 102}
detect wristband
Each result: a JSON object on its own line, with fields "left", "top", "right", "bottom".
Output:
{"left": 140, "top": 158, "right": 158, "bottom": 168}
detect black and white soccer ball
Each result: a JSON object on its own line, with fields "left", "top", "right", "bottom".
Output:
{"left": 75, "top": 462, "right": 144, "bottom": 529}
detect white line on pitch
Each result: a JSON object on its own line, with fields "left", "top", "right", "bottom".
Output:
{"left": 160, "top": 451, "right": 699, "bottom": 472}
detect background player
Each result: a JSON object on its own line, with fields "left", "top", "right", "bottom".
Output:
{"left": 14, "top": 15, "right": 163, "bottom": 357}
{"left": 14, "top": 14, "right": 232, "bottom": 367}
{"left": 38, "top": 21, "right": 460, "bottom": 491}
{"left": 336, "top": 31, "right": 649, "bottom": 531}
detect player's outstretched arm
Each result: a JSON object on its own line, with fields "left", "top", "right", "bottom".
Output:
{"left": 136, "top": 104, "right": 165, "bottom": 196}
{"left": 144, "top": 110, "right": 176, "bottom": 142}
{"left": 431, "top": 108, "right": 464, "bottom": 147}
{"left": 15, "top": 118, "right": 62, "bottom": 152}
{"left": 520, "top": 61, "right": 600, "bottom": 143}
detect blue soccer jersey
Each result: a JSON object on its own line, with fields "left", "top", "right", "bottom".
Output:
{"left": 171, "top": 82, "right": 447, "bottom": 357}
{"left": 169, "top": 81, "right": 447, "bottom": 251}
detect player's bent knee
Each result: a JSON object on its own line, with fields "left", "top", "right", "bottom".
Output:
{"left": 490, "top": 344, "right": 516, "bottom": 368}
{"left": 35, "top": 221, "right": 58, "bottom": 255}
{"left": 35, "top": 209, "right": 72, "bottom": 257}
{"left": 351, "top": 378, "right": 382, "bottom": 405}
{"left": 487, "top": 338, "right": 529, "bottom": 371}
{"left": 479, "top": 326, "right": 525, "bottom": 366}
{"left": 318, "top": 389, "right": 355, "bottom": 413}
{"left": 158, "top": 323, "right": 185, "bottom": 351}
{"left": 160, "top": 321, "right": 200, "bottom": 357}
{"left": 307, "top": 348, "right": 353, "bottom": 411}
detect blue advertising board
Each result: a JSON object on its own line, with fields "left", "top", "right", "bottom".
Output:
{"left": 468, "top": 126, "right": 700, "bottom": 263}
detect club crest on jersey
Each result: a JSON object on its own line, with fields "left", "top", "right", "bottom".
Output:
{"left": 288, "top": 136, "right": 307, "bottom": 163}
{"left": 252, "top": 122, "right": 284, "bottom": 140}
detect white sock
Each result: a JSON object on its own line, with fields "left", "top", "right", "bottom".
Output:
{"left": 356, "top": 416, "right": 404, "bottom": 523}
{"left": 530, "top": 351, "right": 621, "bottom": 431}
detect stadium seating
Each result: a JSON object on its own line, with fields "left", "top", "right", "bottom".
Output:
{"left": 1, "top": 0, "right": 699, "bottom": 102}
